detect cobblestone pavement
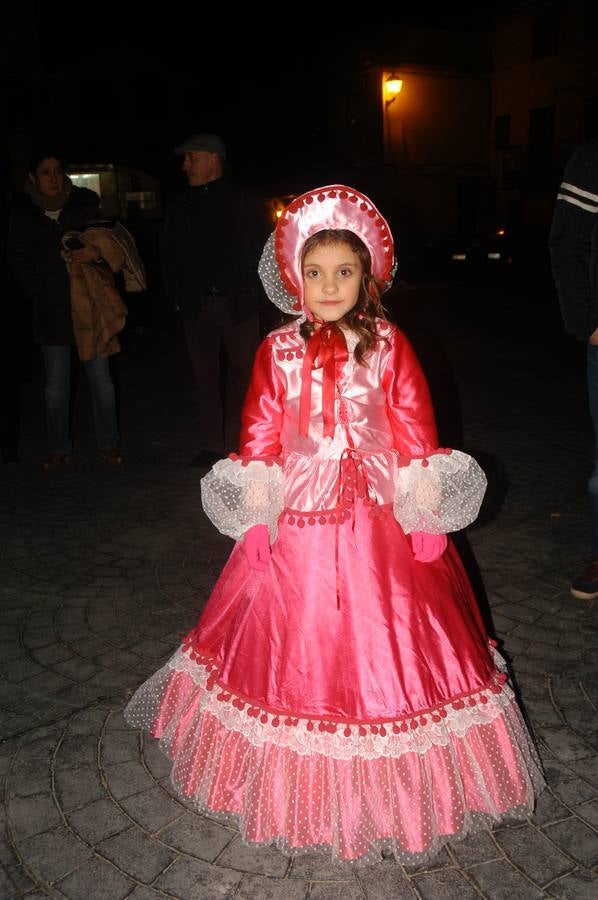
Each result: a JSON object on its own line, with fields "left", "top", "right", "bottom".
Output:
{"left": 2, "top": 287, "right": 598, "bottom": 899}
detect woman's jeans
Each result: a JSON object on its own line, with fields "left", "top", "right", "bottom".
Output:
{"left": 42, "top": 345, "right": 120, "bottom": 454}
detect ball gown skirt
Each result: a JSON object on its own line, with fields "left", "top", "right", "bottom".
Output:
{"left": 124, "top": 501, "right": 544, "bottom": 865}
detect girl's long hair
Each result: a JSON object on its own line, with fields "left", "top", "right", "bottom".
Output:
{"left": 298, "top": 229, "right": 388, "bottom": 365}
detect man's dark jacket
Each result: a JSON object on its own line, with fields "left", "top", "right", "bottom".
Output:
{"left": 160, "top": 177, "right": 269, "bottom": 324}
{"left": 550, "top": 137, "right": 598, "bottom": 341}
{"left": 7, "top": 186, "right": 100, "bottom": 344}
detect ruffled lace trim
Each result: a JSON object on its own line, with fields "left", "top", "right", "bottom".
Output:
{"left": 394, "top": 449, "right": 487, "bottom": 534}
{"left": 146, "top": 637, "right": 515, "bottom": 761}
{"left": 124, "top": 635, "right": 545, "bottom": 865}
{"left": 200, "top": 457, "right": 284, "bottom": 542}
{"left": 259, "top": 232, "right": 301, "bottom": 314}
{"left": 153, "top": 799, "right": 541, "bottom": 869}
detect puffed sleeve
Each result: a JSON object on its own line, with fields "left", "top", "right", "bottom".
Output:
{"left": 200, "top": 338, "right": 285, "bottom": 541}
{"left": 383, "top": 328, "right": 487, "bottom": 534}
{"left": 239, "top": 336, "right": 285, "bottom": 457}
{"left": 381, "top": 328, "right": 438, "bottom": 456}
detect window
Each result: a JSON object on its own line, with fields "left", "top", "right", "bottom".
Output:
{"left": 528, "top": 105, "right": 555, "bottom": 171}
{"left": 531, "top": 15, "right": 559, "bottom": 58}
{"left": 495, "top": 114, "right": 511, "bottom": 150}
{"left": 69, "top": 172, "right": 101, "bottom": 198}
{"left": 584, "top": 96, "right": 598, "bottom": 140}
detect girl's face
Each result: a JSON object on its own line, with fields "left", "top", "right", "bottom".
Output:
{"left": 302, "top": 241, "right": 363, "bottom": 323}
{"left": 31, "top": 157, "right": 64, "bottom": 198}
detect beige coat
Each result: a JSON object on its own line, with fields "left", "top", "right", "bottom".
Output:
{"left": 66, "top": 224, "right": 145, "bottom": 361}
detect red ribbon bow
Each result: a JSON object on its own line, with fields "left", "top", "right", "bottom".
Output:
{"left": 299, "top": 324, "right": 348, "bottom": 438}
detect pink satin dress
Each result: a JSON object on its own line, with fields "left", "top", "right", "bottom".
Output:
{"left": 125, "top": 321, "right": 543, "bottom": 865}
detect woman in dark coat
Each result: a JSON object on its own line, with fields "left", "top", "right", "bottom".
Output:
{"left": 7, "top": 152, "right": 123, "bottom": 468}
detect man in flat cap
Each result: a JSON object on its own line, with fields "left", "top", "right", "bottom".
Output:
{"left": 161, "top": 133, "right": 268, "bottom": 468}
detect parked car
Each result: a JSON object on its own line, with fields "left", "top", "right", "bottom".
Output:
{"left": 480, "top": 225, "right": 551, "bottom": 282}
{"left": 425, "top": 225, "right": 551, "bottom": 284}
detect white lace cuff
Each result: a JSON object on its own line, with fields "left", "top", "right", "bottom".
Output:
{"left": 201, "top": 457, "right": 285, "bottom": 542}
{"left": 393, "top": 450, "right": 487, "bottom": 534}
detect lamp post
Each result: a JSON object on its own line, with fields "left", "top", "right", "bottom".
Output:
{"left": 382, "top": 72, "right": 403, "bottom": 164}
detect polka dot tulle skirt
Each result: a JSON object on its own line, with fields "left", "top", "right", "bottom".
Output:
{"left": 125, "top": 504, "right": 544, "bottom": 865}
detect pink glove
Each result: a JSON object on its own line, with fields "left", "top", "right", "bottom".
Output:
{"left": 243, "top": 524, "right": 271, "bottom": 571}
{"left": 411, "top": 531, "right": 447, "bottom": 563}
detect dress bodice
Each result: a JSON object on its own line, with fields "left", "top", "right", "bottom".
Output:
{"left": 240, "top": 320, "right": 438, "bottom": 513}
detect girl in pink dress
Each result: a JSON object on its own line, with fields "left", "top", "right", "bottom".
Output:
{"left": 125, "top": 186, "right": 544, "bottom": 865}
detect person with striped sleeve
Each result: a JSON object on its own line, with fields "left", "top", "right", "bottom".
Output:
{"left": 550, "top": 138, "right": 598, "bottom": 599}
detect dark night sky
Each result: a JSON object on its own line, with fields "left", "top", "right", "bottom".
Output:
{"left": 27, "top": 3, "right": 509, "bottom": 193}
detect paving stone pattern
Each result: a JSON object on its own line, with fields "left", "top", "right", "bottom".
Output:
{"left": 2, "top": 288, "right": 598, "bottom": 898}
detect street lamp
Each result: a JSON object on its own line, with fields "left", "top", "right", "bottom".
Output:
{"left": 382, "top": 72, "right": 403, "bottom": 164}
{"left": 384, "top": 73, "right": 403, "bottom": 110}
